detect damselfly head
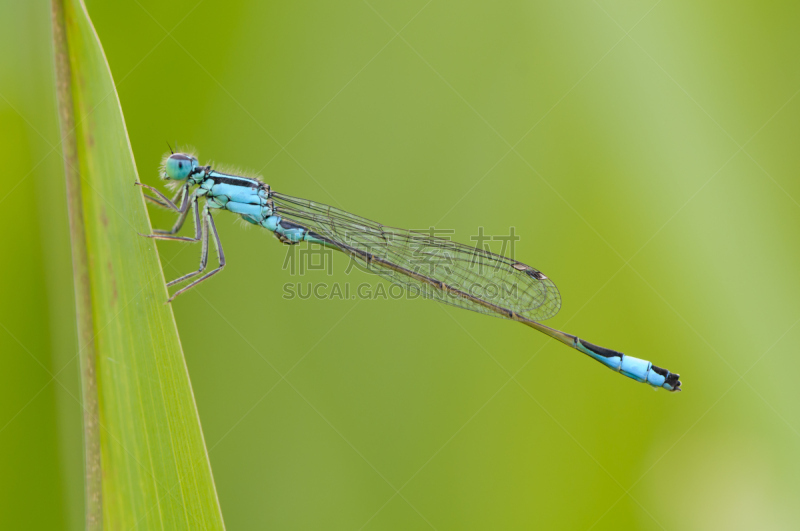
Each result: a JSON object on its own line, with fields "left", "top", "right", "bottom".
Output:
{"left": 163, "top": 153, "right": 199, "bottom": 180}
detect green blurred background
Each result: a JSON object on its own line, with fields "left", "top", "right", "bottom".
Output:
{"left": 3, "top": 0, "right": 800, "bottom": 529}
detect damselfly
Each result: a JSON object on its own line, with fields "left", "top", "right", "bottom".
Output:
{"left": 138, "top": 151, "right": 681, "bottom": 392}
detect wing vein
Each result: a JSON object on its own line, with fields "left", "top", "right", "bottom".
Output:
{"left": 271, "top": 192, "right": 561, "bottom": 321}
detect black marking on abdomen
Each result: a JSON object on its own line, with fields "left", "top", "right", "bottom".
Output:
{"left": 579, "top": 339, "right": 623, "bottom": 359}
{"left": 651, "top": 366, "right": 668, "bottom": 376}
{"left": 652, "top": 365, "right": 681, "bottom": 389}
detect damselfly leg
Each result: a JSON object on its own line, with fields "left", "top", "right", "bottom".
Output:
{"left": 140, "top": 192, "right": 201, "bottom": 244}
{"left": 137, "top": 182, "right": 185, "bottom": 211}
{"left": 166, "top": 207, "right": 225, "bottom": 302}
{"left": 138, "top": 186, "right": 225, "bottom": 301}
{"left": 165, "top": 203, "right": 209, "bottom": 288}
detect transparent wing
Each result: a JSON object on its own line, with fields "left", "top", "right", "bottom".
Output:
{"left": 272, "top": 192, "right": 562, "bottom": 321}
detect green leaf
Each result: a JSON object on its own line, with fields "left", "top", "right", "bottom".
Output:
{"left": 51, "top": 0, "right": 225, "bottom": 528}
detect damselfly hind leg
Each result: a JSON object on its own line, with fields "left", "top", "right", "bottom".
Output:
{"left": 166, "top": 204, "right": 210, "bottom": 288}
{"left": 167, "top": 208, "right": 226, "bottom": 303}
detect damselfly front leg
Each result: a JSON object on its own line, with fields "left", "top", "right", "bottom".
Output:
{"left": 136, "top": 181, "right": 186, "bottom": 211}
{"left": 141, "top": 193, "right": 201, "bottom": 243}
{"left": 154, "top": 190, "right": 196, "bottom": 236}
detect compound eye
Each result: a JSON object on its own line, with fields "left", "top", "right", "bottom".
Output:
{"left": 165, "top": 153, "right": 197, "bottom": 180}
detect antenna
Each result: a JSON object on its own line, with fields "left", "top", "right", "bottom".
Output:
{"left": 166, "top": 141, "right": 174, "bottom": 154}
